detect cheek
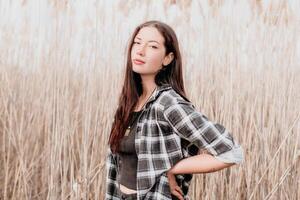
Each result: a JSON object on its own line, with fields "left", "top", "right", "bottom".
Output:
{"left": 130, "top": 49, "right": 135, "bottom": 58}
{"left": 147, "top": 52, "right": 164, "bottom": 67}
{"left": 131, "top": 46, "right": 139, "bottom": 58}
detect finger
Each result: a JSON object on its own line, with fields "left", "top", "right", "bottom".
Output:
{"left": 175, "top": 186, "right": 183, "bottom": 195}
{"left": 172, "top": 190, "right": 184, "bottom": 200}
{"left": 173, "top": 189, "right": 184, "bottom": 200}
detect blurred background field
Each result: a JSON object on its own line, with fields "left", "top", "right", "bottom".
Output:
{"left": 0, "top": 0, "right": 299, "bottom": 199}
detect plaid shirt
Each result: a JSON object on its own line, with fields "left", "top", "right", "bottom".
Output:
{"left": 105, "top": 84, "right": 244, "bottom": 200}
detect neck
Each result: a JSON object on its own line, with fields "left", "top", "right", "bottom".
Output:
{"left": 140, "top": 75, "right": 157, "bottom": 99}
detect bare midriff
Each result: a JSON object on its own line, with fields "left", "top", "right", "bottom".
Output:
{"left": 120, "top": 184, "right": 137, "bottom": 194}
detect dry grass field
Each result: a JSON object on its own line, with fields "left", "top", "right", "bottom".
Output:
{"left": 0, "top": 0, "right": 299, "bottom": 199}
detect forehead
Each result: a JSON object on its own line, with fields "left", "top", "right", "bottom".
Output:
{"left": 135, "top": 26, "right": 164, "bottom": 44}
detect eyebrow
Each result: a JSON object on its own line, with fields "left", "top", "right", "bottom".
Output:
{"left": 135, "top": 37, "right": 160, "bottom": 44}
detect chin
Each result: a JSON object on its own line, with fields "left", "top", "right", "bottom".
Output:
{"left": 132, "top": 66, "right": 144, "bottom": 73}
{"left": 132, "top": 70, "right": 152, "bottom": 76}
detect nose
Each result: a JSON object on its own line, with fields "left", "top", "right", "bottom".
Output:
{"left": 136, "top": 44, "right": 146, "bottom": 56}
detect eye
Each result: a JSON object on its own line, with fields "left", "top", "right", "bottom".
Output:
{"left": 133, "top": 41, "right": 140, "bottom": 45}
{"left": 150, "top": 46, "right": 158, "bottom": 49}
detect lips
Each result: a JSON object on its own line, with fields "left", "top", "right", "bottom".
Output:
{"left": 133, "top": 59, "right": 145, "bottom": 65}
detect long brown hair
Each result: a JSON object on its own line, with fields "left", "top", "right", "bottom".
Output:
{"left": 108, "top": 20, "right": 190, "bottom": 153}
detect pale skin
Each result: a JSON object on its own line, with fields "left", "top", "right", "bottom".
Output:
{"left": 131, "top": 26, "right": 174, "bottom": 111}
{"left": 121, "top": 26, "right": 236, "bottom": 199}
{"left": 166, "top": 154, "right": 235, "bottom": 200}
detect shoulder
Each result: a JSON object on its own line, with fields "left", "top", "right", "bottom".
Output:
{"left": 156, "top": 88, "right": 194, "bottom": 111}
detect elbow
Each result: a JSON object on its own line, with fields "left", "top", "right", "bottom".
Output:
{"left": 226, "top": 162, "right": 236, "bottom": 166}
{"left": 220, "top": 161, "right": 237, "bottom": 168}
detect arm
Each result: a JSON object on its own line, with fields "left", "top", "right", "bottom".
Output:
{"left": 163, "top": 100, "right": 244, "bottom": 174}
{"left": 166, "top": 153, "right": 235, "bottom": 200}
{"left": 168, "top": 153, "right": 234, "bottom": 175}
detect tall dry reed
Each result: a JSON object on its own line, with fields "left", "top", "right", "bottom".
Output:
{"left": 0, "top": 0, "right": 299, "bottom": 199}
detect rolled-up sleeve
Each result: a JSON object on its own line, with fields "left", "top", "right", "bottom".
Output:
{"left": 163, "top": 101, "right": 244, "bottom": 164}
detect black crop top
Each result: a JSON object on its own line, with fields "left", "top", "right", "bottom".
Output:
{"left": 118, "top": 110, "right": 142, "bottom": 190}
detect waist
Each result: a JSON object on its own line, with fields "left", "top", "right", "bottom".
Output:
{"left": 120, "top": 184, "right": 137, "bottom": 194}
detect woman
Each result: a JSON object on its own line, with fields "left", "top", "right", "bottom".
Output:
{"left": 105, "top": 20, "right": 244, "bottom": 200}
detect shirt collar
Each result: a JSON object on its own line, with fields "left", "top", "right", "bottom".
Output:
{"left": 144, "top": 83, "right": 172, "bottom": 109}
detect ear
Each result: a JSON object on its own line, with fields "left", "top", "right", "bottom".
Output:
{"left": 162, "top": 52, "right": 174, "bottom": 66}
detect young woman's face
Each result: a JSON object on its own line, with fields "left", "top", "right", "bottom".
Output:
{"left": 131, "top": 26, "right": 171, "bottom": 75}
